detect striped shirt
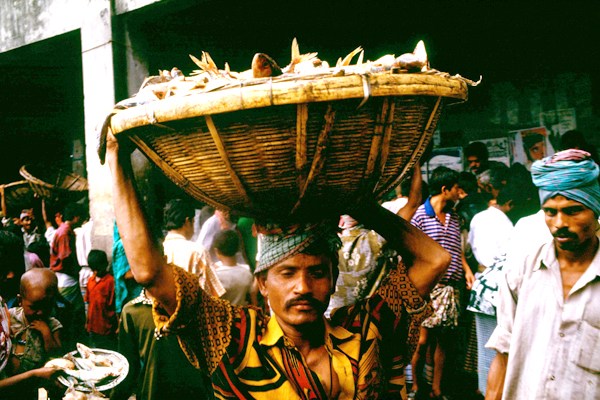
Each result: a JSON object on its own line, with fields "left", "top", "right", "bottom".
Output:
{"left": 411, "top": 197, "right": 464, "bottom": 284}
{"left": 153, "top": 262, "right": 430, "bottom": 399}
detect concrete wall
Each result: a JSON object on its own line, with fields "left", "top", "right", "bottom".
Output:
{"left": 115, "top": 0, "right": 163, "bottom": 14}
{"left": 0, "top": 0, "right": 82, "bottom": 52}
{"left": 0, "top": 0, "right": 170, "bottom": 52}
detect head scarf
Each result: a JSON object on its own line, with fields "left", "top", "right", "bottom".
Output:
{"left": 20, "top": 209, "right": 33, "bottom": 220}
{"left": 531, "top": 149, "right": 600, "bottom": 216}
{"left": 254, "top": 220, "right": 341, "bottom": 274}
{"left": 338, "top": 215, "right": 359, "bottom": 230}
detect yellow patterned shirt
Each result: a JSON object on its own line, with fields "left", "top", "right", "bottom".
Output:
{"left": 153, "top": 262, "right": 430, "bottom": 399}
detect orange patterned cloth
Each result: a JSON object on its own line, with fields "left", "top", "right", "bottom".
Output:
{"left": 153, "top": 262, "right": 430, "bottom": 399}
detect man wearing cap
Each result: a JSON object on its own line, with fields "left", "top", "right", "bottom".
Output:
{"left": 486, "top": 149, "right": 600, "bottom": 400}
{"left": 105, "top": 131, "right": 450, "bottom": 398}
{"left": 19, "top": 209, "right": 41, "bottom": 248}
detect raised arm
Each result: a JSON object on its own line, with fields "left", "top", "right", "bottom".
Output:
{"left": 41, "top": 199, "right": 52, "bottom": 229}
{"left": 105, "top": 129, "right": 177, "bottom": 313}
{"left": 0, "top": 186, "right": 6, "bottom": 218}
{"left": 397, "top": 162, "right": 423, "bottom": 221}
{"left": 350, "top": 201, "right": 449, "bottom": 297}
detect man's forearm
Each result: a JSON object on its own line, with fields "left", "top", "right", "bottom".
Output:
{"left": 350, "top": 202, "right": 449, "bottom": 297}
{"left": 106, "top": 134, "right": 177, "bottom": 312}
{"left": 0, "top": 369, "right": 39, "bottom": 392}
{"left": 398, "top": 162, "right": 422, "bottom": 221}
{"left": 486, "top": 352, "right": 508, "bottom": 400}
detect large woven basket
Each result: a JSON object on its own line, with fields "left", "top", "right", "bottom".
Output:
{"left": 19, "top": 165, "right": 88, "bottom": 203}
{"left": 0, "top": 180, "right": 34, "bottom": 216}
{"left": 109, "top": 73, "right": 467, "bottom": 220}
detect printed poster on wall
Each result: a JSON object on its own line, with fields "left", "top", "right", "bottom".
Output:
{"left": 509, "top": 126, "right": 555, "bottom": 169}
{"left": 422, "top": 147, "right": 463, "bottom": 181}
{"left": 539, "top": 108, "right": 577, "bottom": 148}
{"left": 473, "top": 138, "right": 510, "bottom": 167}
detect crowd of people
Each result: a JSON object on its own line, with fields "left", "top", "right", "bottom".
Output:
{"left": 0, "top": 190, "right": 260, "bottom": 398}
{"left": 0, "top": 128, "right": 598, "bottom": 399}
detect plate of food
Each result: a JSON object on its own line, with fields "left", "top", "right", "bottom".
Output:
{"left": 45, "top": 343, "right": 129, "bottom": 393}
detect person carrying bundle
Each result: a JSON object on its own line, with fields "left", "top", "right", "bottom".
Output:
{"left": 105, "top": 130, "right": 450, "bottom": 399}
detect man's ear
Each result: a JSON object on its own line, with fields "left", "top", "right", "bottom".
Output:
{"left": 506, "top": 200, "right": 514, "bottom": 210}
{"left": 256, "top": 273, "right": 269, "bottom": 298}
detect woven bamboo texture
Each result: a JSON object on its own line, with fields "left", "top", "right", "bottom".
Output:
{"left": 19, "top": 165, "right": 88, "bottom": 203}
{"left": 0, "top": 180, "right": 34, "bottom": 215}
{"left": 110, "top": 73, "right": 467, "bottom": 220}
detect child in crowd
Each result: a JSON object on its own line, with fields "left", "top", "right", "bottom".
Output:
{"left": 0, "top": 231, "right": 61, "bottom": 399}
{"left": 85, "top": 250, "right": 117, "bottom": 350}
{"left": 212, "top": 230, "right": 254, "bottom": 305}
{"left": 9, "top": 268, "right": 62, "bottom": 375}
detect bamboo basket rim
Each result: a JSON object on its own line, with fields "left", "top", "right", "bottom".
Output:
{"left": 0, "top": 180, "right": 30, "bottom": 189}
{"left": 110, "top": 72, "right": 468, "bottom": 135}
{"left": 19, "top": 165, "right": 88, "bottom": 192}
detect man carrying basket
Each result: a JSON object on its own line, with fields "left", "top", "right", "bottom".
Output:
{"left": 105, "top": 130, "right": 450, "bottom": 399}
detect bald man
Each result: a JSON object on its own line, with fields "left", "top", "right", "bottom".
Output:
{"left": 9, "top": 269, "right": 63, "bottom": 375}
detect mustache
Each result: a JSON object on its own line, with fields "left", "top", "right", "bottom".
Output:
{"left": 285, "top": 295, "right": 327, "bottom": 311}
{"left": 553, "top": 228, "right": 577, "bottom": 239}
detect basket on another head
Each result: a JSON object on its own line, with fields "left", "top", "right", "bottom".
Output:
{"left": 109, "top": 72, "right": 468, "bottom": 221}
{"left": 0, "top": 180, "right": 34, "bottom": 216}
{"left": 19, "top": 165, "right": 88, "bottom": 204}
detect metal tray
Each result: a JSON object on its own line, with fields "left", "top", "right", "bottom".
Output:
{"left": 56, "top": 348, "right": 129, "bottom": 392}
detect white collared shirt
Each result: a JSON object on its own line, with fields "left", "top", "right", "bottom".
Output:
{"left": 487, "top": 235, "right": 600, "bottom": 399}
{"left": 468, "top": 206, "right": 514, "bottom": 268}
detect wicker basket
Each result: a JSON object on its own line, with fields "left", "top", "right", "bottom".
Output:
{"left": 0, "top": 180, "right": 34, "bottom": 216}
{"left": 19, "top": 165, "right": 88, "bottom": 203}
{"left": 109, "top": 72, "right": 468, "bottom": 220}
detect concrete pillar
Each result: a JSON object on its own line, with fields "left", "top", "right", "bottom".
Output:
{"left": 81, "top": 0, "right": 156, "bottom": 256}
{"left": 80, "top": 0, "right": 116, "bottom": 255}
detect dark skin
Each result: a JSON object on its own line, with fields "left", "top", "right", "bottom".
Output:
{"left": 0, "top": 265, "right": 63, "bottom": 393}
{"left": 106, "top": 128, "right": 450, "bottom": 397}
{"left": 486, "top": 195, "right": 599, "bottom": 400}
{"left": 19, "top": 270, "right": 62, "bottom": 352}
{"left": 0, "top": 367, "right": 60, "bottom": 393}
{"left": 257, "top": 254, "right": 340, "bottom": 397}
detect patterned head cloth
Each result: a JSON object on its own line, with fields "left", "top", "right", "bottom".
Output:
{"left": 254, "top": 220, "right": 341, "bottom": 274}
{"left": 338, "top": 215, "right": 359, "bottom": 230}
{"left": 531, "top": 149, "right": 600, "bottom": 216}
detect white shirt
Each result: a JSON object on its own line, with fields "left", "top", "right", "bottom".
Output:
{"left": 486, "top": 236, "right": 600, "bottom": 399}
{"left": 381, "top": 197, "right": 408, "bottom": 215}
{"left": 163, "top": 232, "right": 207, "bottom": 275}
{"left": 214, "top": 262, "right": 253, "bottom": 306}
{"left": 510, "top": 209, "right": 552, "bottom": 258}
{"left": 55, "top": 271, "right": 78, "bottom": 289}
{"left": 74, "top": 219, "right": 93, "bottom": 267}
{"left": 197, "top": 215, "right": 246, "bottom": 265}
{"left": 468, "top": 206, "right": 513, "bottom": 268}
{"left": 163, "top": 231, "right": 225, "bottom": 297}
{"left": 45, "top": 226, "right": 56, "bottom": 245}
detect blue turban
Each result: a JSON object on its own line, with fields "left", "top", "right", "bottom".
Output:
{"left": 531, "top": 149, "right": 600, "bottom": 216}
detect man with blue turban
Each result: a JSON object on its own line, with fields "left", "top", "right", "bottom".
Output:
{"left": 486, "top": 149, "right": 600, "bottom": 400}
